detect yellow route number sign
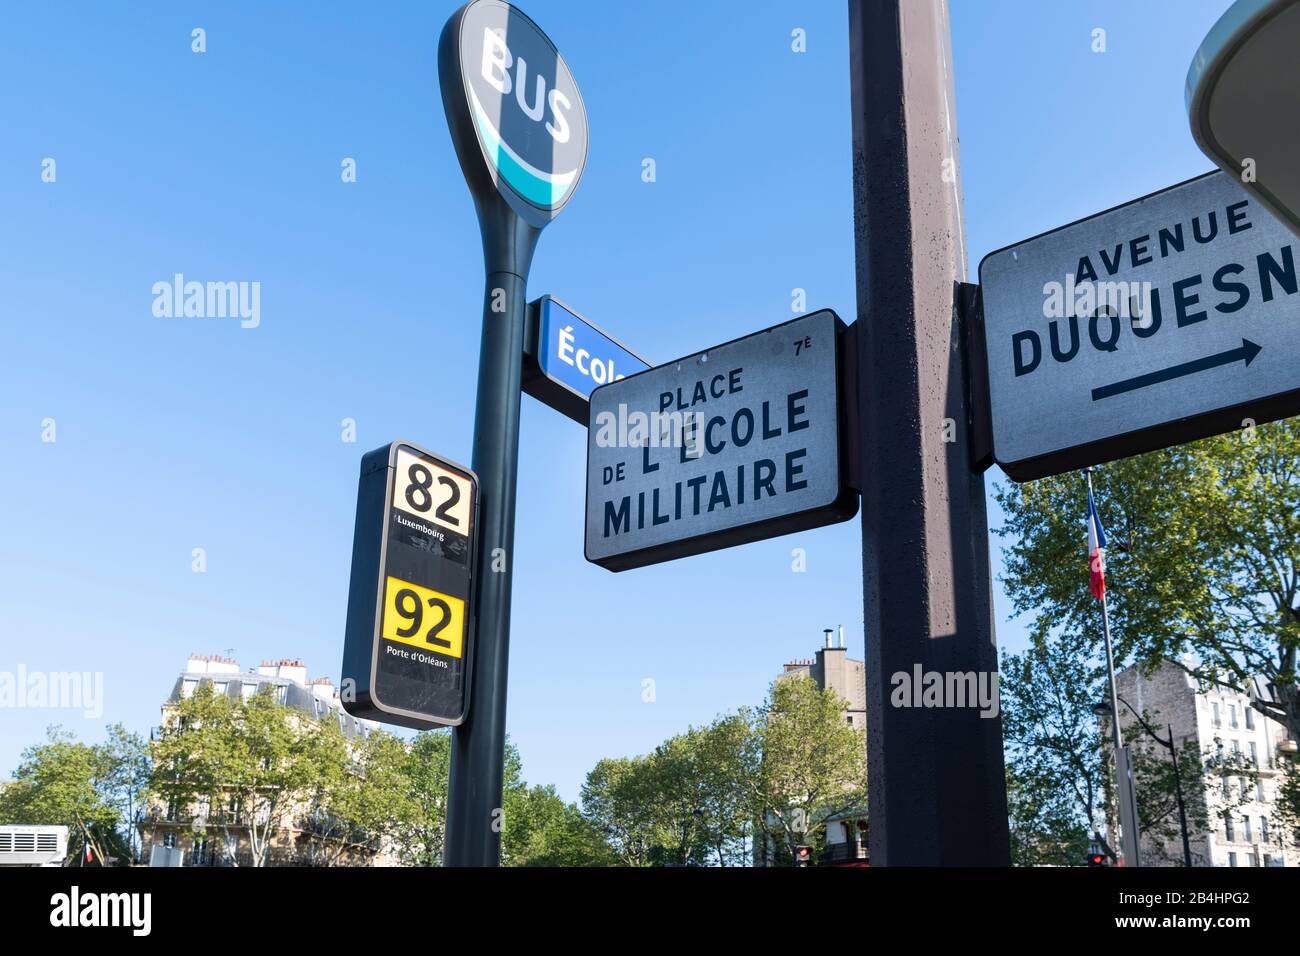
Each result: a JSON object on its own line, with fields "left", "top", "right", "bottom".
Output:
{"left": 341, "top": 440, "right": 479, "bottom": 730}
{"left": 381, "top": 576, "right": 465, "bottom": 659}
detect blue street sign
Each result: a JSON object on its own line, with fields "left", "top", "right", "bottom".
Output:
{"left": 523, "top": 296, "right": 651, "bottom": 424}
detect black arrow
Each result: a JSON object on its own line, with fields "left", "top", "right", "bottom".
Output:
{"left": 1091, "top": 338, "right": 1262, "bottom": 402}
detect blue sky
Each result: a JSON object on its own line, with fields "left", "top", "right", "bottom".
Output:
{"left": 0, "top": 0, "right": 1234, "bottom": 800}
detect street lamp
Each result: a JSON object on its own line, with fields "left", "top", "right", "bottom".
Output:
{"left": 1187, "top": 0, "right": 1300, "bottom": 237}
{"left": 1094, "top": 698, "right": 1195, "bottom": 867}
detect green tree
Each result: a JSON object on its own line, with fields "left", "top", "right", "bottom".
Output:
{"left": 101, "top": 724, "right": 150, "bottom": 863}
{"left": 580, "top": 756, "right": 659, "bottom": 866}
{"left": 688, "top": 715, "right": 754, "bottom": 866}
{"left": 999, "top": 642, "right": 1102, "bottom": 865}
{"left": 1000, "top": 636, "right": 1248, "bottom": 866}
{"left": 0, "top": 726, "right": 128, "bottom": 865}
{"left": 396, "top": 729, "right": 453, "bottom": 866}
{"left": 996, "top": 421, "right": 1300, "bottom": 743}
{"left": 502, "top": 783, "right": 615, "bottom": 867}
{"left": 1005, "top": 764, "right": 1090, "bottom": 866}
{"left": 744, "top": 675, "right": 867, "bottom": 864}
{"left": 1278, "top": 760, "right": 1300, "bottom": 847}
{"left": 149, "top": 683, "right": 336, "bottom": 866}
{"left": 307, "top": 725, "right": 413, "bottom": 866}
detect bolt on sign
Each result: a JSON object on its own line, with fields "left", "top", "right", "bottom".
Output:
{"left": 522, "top": 295, "right": 652, "bottom": 424}
{"left": 342, "top": 441, "right": 479, "bottom": 728}
{"left": 980, "top": 170, "right": 1300, "bottom": 481}
{"left": 584, "top": 310, "right": 858, "bottom": 572}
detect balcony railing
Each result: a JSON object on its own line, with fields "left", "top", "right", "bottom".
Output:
{"left": 819, "top": 841, "right": 869, "bottom": 865}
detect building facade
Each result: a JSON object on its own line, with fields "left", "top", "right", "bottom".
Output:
{"left": 1115, "top": 661, "right": 1298, "bottom": 868}
{"left": 762, "top": 627, "right": 868, "bottom": 866}
{"left": 780, "top": 627, "right": 867, "bottom": 732}
{"left": 139, "top": 655, "right": 399, "bottom": 867}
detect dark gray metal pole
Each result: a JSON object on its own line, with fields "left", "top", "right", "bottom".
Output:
{"left": 1169, "top": 724, "right": 1193, "bottom": 867}
{"left": 436, "top": 0, "right": 579, "bottom": 867}
{"left": 445, "top": 267, "right": 529, "bottom": 867}
{"left": 849, "top": 0, "right": 1010, "bottom": 865}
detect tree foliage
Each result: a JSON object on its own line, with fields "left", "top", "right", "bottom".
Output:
{"left": 581, "top": 676, "right": 866, "bottom": 866}
{"left": 996, "top": 420, "right": 1300, "bottom": 860}
{"left": 0, "top": 725, "right": 145, "bottom": 865}
{"left": 148, "top": 683, "right": 338, "bottom": 866}
{"left": 999, "top": 642, "right": 1102, "bottom": 865}
{"left": 996, "top": 420, "right": 1300, "bottom": 738}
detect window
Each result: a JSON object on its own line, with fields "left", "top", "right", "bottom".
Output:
{"left": 275, "top": 685, "right": 288, "bottom": 705}
{"left": 1225, "top": 817, "right": 1235, "bottom": 841}
{"left": 1222, "top": 777, "right": 1232, "bottom": 800}
{"left": 181, "top": 679, "right": 198, "bottom": 699}
{"left": 1264, "top": 854, "right": 1273, "bottom": 867}
{"left": 162, "top": 833, "right": 177, "bottom": 849}
{"left": 1249, "top": 741, "right": 1258, "bottom": 768}
{"left": 1239, "top": 778, "right": 1249, "bottom": 801}
{"left": 1245, "top": 708, "right": 1255, "bottom": 730}
{"left": 1261, "top": 817, "right": 1270, "bottom": 843}
{"left": 1228, "top": 852, "right": 1238, "bottom": 867}
{"left": 1242, "top": 816, "right": 1252, "bottom": 842}
{"left": 1229, "top": 704, "right": 1238, "bottom": 729}
{"left": 213, "top": 681, "right": 228, "bottom": 696}
{"left": 1257, "top": 779, "right": 1266, "bottom": 802}
{"left": 1212, "top": 702, "right": 1221, "bottom": 728}
{"left": 241, "top": 682, "right": 257, "bottom": 700}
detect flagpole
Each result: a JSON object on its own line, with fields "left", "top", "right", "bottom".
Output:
{"left": 1087, "top": 465, "right": 1140, "bottom": 867}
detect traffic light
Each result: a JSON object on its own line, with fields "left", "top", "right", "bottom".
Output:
{"left": 794, "top": 845, "right": 813, "bottom": 867}
{"left": 1086, "top": 835, "right": 1108, "bottom": 867}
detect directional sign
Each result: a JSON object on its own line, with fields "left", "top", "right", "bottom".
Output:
{"left": 342, "top": 441, "right": 479, "bottom": 728}
{"left": 523, "top": 296, "right": 651, "bottom": 424}
{"left": 979, "top": 170, "right": 1300, "bottom": 481}
{"left": 585, "top": 310, "right": 858, "bottom": 572}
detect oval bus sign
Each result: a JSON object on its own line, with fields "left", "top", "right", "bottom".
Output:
{"left": 439, "top": 0, "right": 588, "bottom": 227}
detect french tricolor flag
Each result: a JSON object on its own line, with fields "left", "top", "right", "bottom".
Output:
{"left": 1087, "top": 488, "right": 1107, "bottom": 601}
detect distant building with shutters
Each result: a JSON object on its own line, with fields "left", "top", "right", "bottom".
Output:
{"left": 1114, "top": 661, "right": 1298, "bottom": 868}
{"left": 138, "top": 655, "right": 399, "bottom": 867}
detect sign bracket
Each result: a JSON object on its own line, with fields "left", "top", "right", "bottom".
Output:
{"left": 838, "top": 318, "right": 863, "bottom": 494}
{"left": 958, "top": 281, "right": 995, "bottom": 473}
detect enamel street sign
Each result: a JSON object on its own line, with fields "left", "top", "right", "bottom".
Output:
{"left": 584, "top": 310, "right": 858, "bottom": 572}
{"left": 342, "top": 441, "right": 479, "bottom": 728}
{"left": 980, "top": 170, "right": 1300, "bottom": 481}
{"left": 523, "top": 296, "right": 652, "bottom": 424}
{"left": 439, "top": 0, "right": 588, "bottom": 228}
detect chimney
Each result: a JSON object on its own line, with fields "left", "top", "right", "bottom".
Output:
{"left": 823, "top": 628, "right": 833, "bottom": 649}
{"left": 839, "top": 624, "right": 846, "bottom": 648}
